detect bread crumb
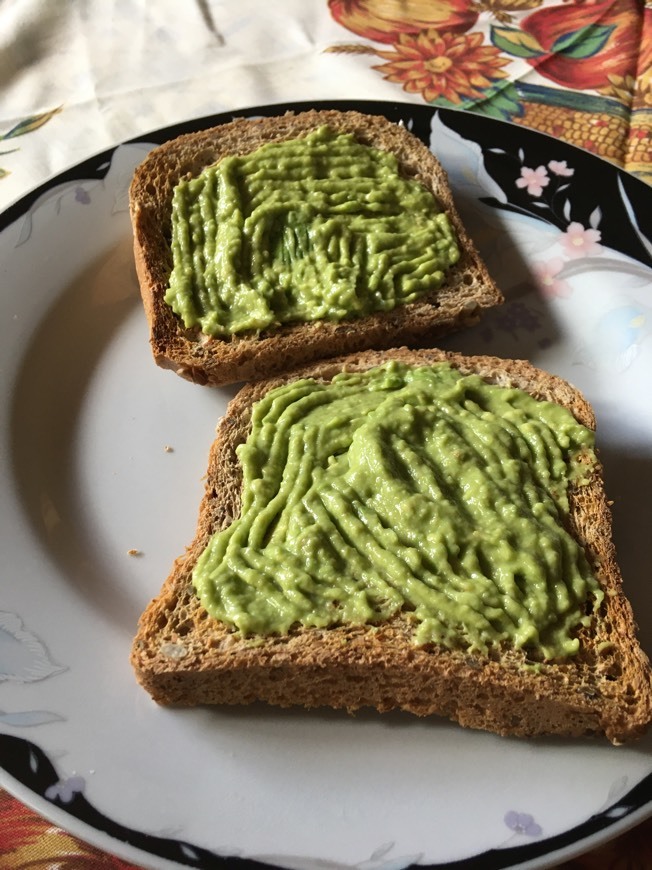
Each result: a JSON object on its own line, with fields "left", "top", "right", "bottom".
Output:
{"left": 164, "top": 445, "right": 174, "bottom": 453}
{"left": 160, "top": 642, "right": 187, "bottom": 660}
{"left": 127, "top": 549, "right": 142, "bottom": 557}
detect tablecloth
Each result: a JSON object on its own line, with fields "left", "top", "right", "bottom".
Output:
{"left": 1, "top": 1, "right": 651, "bottom": 867}
{"left": 1, "top": 0, "right": 651, "bottom": 214}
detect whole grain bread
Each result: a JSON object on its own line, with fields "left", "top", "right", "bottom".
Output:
{"left": 129, "top": 110, "right": 503, "bottom": 387}
{"left": 131, "top": 347, "right": 652, "bottom": 744}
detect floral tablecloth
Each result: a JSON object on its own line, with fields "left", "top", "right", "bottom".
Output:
{"left": 1, "top": 0, "right": 651, "bottom": 867}
{"left": 1, "top": 0, "right": 650, "bottom": 214}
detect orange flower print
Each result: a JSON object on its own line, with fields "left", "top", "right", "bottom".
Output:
{"left": 374, "top": 30, "right": 510, "bottom": 104}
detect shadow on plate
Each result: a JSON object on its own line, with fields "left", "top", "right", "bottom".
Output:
{"left": 9, "top": 237, "right": 146, "bottom": 631}
{"left": 193, "top": 698, "right": 652, "bottom": 758}
{"left": 599, "top": 446, "right": 652, "bottom": 659}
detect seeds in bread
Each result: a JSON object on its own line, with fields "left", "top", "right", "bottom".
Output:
{"left": 129, "top": 111, "right": 503, "bottom": 387}
{"left": 130, "top": 347, "right": 652, "bottom": 744}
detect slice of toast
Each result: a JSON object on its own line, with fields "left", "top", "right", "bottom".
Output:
{"left": 131, "top": 347, "right": 652, "bottom": 744}
{"left": 129, "top": 110, "right": 503, "bottom": 387}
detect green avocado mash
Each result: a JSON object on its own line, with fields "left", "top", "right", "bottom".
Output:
{"left": 165, "top": 126, "right": 460, "bottom": 336}
{"left": 193, "top": 362, "right": 602, "bottom": 660}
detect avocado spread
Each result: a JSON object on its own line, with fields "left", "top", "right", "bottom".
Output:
{"left": 165, "top": 126, "right": 460, "bottom": 336}
{"left": 193, "top": 362, "right": 602, "bottom": 660}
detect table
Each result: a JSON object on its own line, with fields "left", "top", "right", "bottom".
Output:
{"left": 2, "top": 784, "right": 650, "bottom": 865}
{"left": 0, "top": 0, "right": 650, "bottom": 212}
{"left": 1, "top": 1, "right": 651, "bottom": 867}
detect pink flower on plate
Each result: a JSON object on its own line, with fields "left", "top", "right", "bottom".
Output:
{"left": 561, "top": 222, "right": 602, "bottom": 259}
{"left": 516, "top": 165, "right": 550, "bottom": 197}
{"left": 533, "top": 257, "right": 571, "bottom": 298}
{"left": 548, "top": 159, "right": 574, "bottom": 177}
{"left": 504, "top": 810, "right": 542, "bottom": 837}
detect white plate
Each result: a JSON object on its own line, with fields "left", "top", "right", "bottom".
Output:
{"left": 2, "top": 101, "right": 652, "bottom": 870}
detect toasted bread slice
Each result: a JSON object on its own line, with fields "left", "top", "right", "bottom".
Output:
{"left": 131, "top": 348, "right": 652, "bottom": 744}
{"left": 129, "top": 110, "right": 502, "bottom": 387}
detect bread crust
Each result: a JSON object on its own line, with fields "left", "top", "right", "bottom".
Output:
{"left": 129, "top": 110, "right": 503, "bottom": 386}
{"left": 130, "top": 347, "right": 652, "bottom": 743}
